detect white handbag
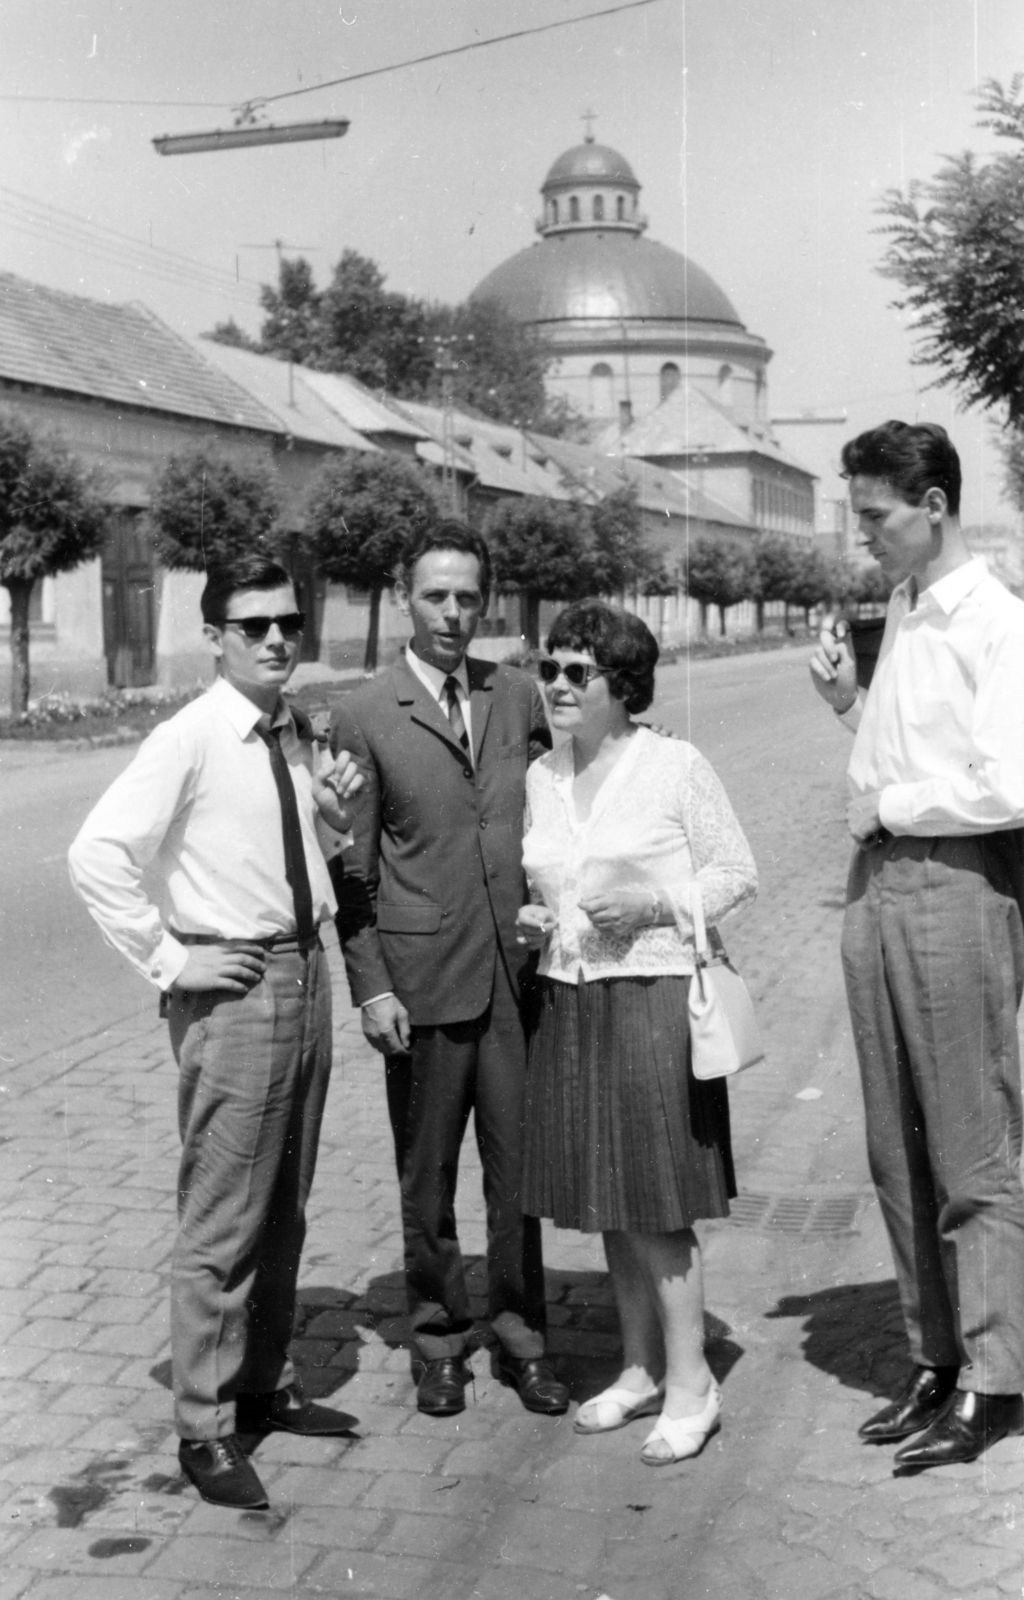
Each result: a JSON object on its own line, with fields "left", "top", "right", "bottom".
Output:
{"left": 670, "top": 883, "right": 764, "bottom": 1081}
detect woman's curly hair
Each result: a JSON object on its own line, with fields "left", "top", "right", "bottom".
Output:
{"left": 546, "top": 600, "right": 658, "bottom": 714}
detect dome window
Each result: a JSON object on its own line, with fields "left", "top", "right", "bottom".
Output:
{"left": 593, "top": 194, "right": 604, "bottom": 222}
{"left": 718, "top": 364, "right": 733, "bottom": 406}
{"left": 616, "top": 194, "right": 626, "bottom": 221}
{"left": 569, "top": 195, "right": 580, "bottom": 223}
{"left": 589, "top": 362, "right": 614, "bottom": 416}
{"left": 549, "top": 199, "right": 559, "bottom": 224}
{"left": 659, "top": 362, "right": 681, "bottom": 402}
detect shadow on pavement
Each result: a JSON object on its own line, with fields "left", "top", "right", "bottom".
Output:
{"left": 284, "top": 1265, "right": 744, "bottom": 1404}
{"left": 765, "top": 1277, "right": 909, "bottom": 1398}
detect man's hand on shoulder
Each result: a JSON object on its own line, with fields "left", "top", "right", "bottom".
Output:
{"left": 362, "top": 994, "right": 411, "bottom": 1056}
{"left": 810, "top": 614, "right": 858, "bottom": 713}
{"left": 174, "top": 942, "right": 266, "bottom": 994}
{"left": 313, "top": 747, "right": 363, "bottom": 833}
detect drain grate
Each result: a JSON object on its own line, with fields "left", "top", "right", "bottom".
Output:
{"left": 725, "top": 1191, "right": 865, "bottom": 1236}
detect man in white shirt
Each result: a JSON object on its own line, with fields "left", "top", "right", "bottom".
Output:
{"left": 811, "top": 421, "right": 1024, "bottom": 1468}
{"left": 69, "top": 557, "right": 362, "bottom": 1511}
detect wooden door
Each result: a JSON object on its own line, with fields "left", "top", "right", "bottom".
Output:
{"left": 102, "top": 511, "right": 156, "bottom": 687}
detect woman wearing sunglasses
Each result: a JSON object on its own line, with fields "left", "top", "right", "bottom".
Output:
{"left": 516, "top": 601, "right": 756, "bottom": 1465}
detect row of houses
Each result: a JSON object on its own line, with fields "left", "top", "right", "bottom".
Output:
{"left": 0, "top": 271, "right": 811, "bottom": 703}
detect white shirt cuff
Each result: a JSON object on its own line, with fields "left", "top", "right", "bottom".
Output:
{"left": 153, "top": 931, "right": 190, "bottom": 991}
{"left": 877, "top": 786, "right": 913, "bottom": 834}
{"left": 361, "top": 992, "right": 395, "bottom": 1008}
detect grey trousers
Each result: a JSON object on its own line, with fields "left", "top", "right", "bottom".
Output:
{"left": 168, "top": 942, "right": 332, "bottom": 1439}
{"left": 842, "top": 833, "right": 1024, "bottom": 1394}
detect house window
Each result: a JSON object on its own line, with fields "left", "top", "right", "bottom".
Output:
{"left": 593, "top": 194, "right": 604, "bottom": 222}
{"left": 589, "top": 363, "right": 614, "bottom": 415}
{"left": 659, "top": 362, "right": 681, "bottom": 402}
{"left": 569, "top": 196, "right": 579, "bottom": 222}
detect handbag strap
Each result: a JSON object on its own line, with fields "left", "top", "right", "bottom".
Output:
{"left": 690, "top": 881, "right": 710, "bottom": 966}
{"left": 668, "top": 880, "right": 710, "bottom": 966}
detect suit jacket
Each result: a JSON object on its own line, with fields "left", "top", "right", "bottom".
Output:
{"left": 329, "top": 652, "right": 551, "bottom": 1026}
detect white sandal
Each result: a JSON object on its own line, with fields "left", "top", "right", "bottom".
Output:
{"left": 574, "top": 1384, "right": 664, "bottom": 1435}
{"left": 640, "top": 1381, "right": 722, "bottom": 1465}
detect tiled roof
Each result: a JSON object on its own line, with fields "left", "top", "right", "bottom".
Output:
{"left": 300, "top": 370, "right": 428, "bottom": 439}
{"left": 391, "top": 399, "right": 574, "bottom": 500}
{"left": 194, "top": 340, "right": 378, "bottom": 452}
{"left": 0, "top": 272, "right": 278, "bottom": 432}
{"left": 531, "top": 432, "right": 752, "bottom": 530}
{"left": 598, "top": 380, "right": 815, "bottom": 478}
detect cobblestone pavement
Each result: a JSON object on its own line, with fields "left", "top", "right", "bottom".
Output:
{"left": 0, "top": 649, "right": 1020, "bottom": 1600}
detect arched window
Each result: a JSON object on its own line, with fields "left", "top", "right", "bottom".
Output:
{"left": 659, "top": 362, "right": 681, "bottom": 402}
{"left": 549, "top": 199, "right": 559, "bottom": 224}
{"left": 593, "top": 194, "right": 604, "bottom": 222}
{"left": 569, "top": 195, "right": 580, "bottom": 223}
{"left": 616, "top": 194, "right": 626, "bottom": 221}
{"left": 589, "top": 363, "right": 614, "bottom": 415}
{"left": 717, "top": 364, "right": 733, "bottom": 407}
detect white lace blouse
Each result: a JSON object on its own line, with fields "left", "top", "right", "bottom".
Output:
{"left": 522, "top": 726, "right": 757, "bottom": 983}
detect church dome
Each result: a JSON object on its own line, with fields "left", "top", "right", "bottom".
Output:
{"left": 470, "top": 132, "right": 743, "bottom": 328}
{"left": 471, "top": 233, "right": 742, "bottom": 328}
{"left": 542, "top": 141, "right": 639, "bottom": 190}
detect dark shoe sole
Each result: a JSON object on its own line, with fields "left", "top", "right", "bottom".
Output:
{"left": 179, "top": 1455, "right": 269, "bottom": 1510}
{"left": 417, "top": 1391, "right": 466, "bottom": 1417}
{"left": 268, "top": 1411, "right": 359, "bottom": 1436}
{"left": 496, "top": 1365, "right": 569, "bottom": 1415}
{"left": 859, "top": 1418, "right": 940, "bottom": 1444}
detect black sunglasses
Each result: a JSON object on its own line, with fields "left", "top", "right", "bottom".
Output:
{"left": 537, "top": 658, "right": 612, "bottom": 688}
{"left": 220, "top": 612, "right": 306, "bottom": 641}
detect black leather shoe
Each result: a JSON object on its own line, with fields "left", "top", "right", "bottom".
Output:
{"left": 236, "top": 1383, "right": 359, "bottom": 1437}
{"left": 416, "top": 1356, "right": 468, "bottom": 1416}
{"left": 858, "top": 1365, "right": 959, "bottom": 1443}
{"left": 893, "top": 1389, "right": 1023, "bottom": 1470}
{"left": 497, "top": 1354, "right": 569, "bottom": 1415}
{"left": 178, "top": 1435, "right": 270, "bottom": 1510}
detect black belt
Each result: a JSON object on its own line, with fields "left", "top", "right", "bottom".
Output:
{"left": 170, "top": 928, "right": 323, "bottom": 953}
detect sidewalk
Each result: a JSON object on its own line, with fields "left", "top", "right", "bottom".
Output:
{"left": 0, "top": 926, "right": 1020, "bottom": 1600}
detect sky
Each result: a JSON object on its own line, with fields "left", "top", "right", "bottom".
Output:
{"left": 2, "top": 0, "right": 1023, "bottom": 526}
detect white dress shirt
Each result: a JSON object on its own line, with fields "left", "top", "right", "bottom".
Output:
{"left": 404, "top": 645, "right": 474, "bottom": 767}
{"left": 523, "top": 727, "right": 756, "bottom": 983}
{"left": 843, "top": 558, "right": 1024, "bottom": 835}
{"left": 68, "top": 676, "right": 337, "bottom": 989}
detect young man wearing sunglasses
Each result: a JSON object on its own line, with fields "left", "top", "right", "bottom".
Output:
{"left": 329, "top": 523, "right": 570, "bottom": 1421}
{"left": 69, "top": 556, "right": 363, "bottom": 1511}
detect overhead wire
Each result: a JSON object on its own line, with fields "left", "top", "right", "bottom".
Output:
{"left": 0, "top": 186, "right": 262, "bottom": 306}
{"left": 0, "top": 0, "right": 667, "bottom": 113}
{"left": 245, "top": 0, "right": 667, "bottom": 113}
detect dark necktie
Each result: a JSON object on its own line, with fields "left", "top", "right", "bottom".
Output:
{"left": 443, "top": 675, "right": 470, "bottom": 758}
{"left": 254, "top": 722, "right": 316, "bottom": 940}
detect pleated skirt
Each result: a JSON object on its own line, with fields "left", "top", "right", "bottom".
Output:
{"left": 522, "top": 974, "right": 736, "bottom": 1234}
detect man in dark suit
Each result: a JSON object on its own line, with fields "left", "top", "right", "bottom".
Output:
{"left": 330, "top": 523, "right": 568, "bottom": 1418}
